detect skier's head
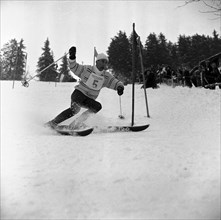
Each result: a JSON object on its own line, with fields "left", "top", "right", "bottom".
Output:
{"left": 96, "top": 53, "right": 108, "bottom": 71}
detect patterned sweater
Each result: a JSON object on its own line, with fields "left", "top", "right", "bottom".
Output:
{"left": 69, "top": 59, "right": 124, "bottom": 100}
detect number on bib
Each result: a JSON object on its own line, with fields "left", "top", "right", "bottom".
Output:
{"left": 85, "top": 73, "right": 104, "bottom": 90}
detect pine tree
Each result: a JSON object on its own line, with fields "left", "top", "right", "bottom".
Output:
{"left": 58, "top": 54, "right": 76, "bottom": 82}
{"left": 158, "top": 33, "right": 171, "bottom": 66}
{"left": 144, "top": 33, "right": 160, "bottom": 67}
{"left": 167, "top": 41, "right": 179, "bottom": 69}
{"left": 15, "top": 39, "right": 27, "bottom": 80}
{"left": 0, "top": 38, "right": 26, "bottom": 80}
{"left": 107, "top": 31, "right": 131, "bottom": 81}
{"left": 0, "top": 54, "right": 3, "bottom": 79}
{"left": 211, "top": 30, "right": 221, "bottom": 55}
{"left": 37, "top": 38, "right": 57, "bottom": 81}
{"left": 177, "top": 35, "right": 192, "bottom": 66}
{"left": 189, "top": 34, "right": 210, "bottom": 67}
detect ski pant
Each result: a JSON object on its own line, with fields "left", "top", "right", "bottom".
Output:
{"left": 52, "top": 89, "right": 102, "bottom": 124}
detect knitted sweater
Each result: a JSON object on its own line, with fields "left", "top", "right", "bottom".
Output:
{"left": 69, "top": 59, "right": 124, "bottom": 99}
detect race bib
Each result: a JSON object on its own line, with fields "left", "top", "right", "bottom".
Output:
{"left": 85, "top": 73, "right": 104, "bottom": 90}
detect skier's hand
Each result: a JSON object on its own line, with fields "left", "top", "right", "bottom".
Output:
{"left": 117, "top": 86, "right": 124, "bottom": 96}
{"left": 69, "top": 46, "right": 76, "bottom": 60}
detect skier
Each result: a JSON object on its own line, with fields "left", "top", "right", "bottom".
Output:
{"left": 46, "top": 46, "right": 124, "bottom": 129}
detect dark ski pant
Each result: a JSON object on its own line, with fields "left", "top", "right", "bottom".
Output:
{"left": 52, "top": 89, "right": 102, "bottom": 125}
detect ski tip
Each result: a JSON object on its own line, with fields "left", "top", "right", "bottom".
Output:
{"left": 76, "top": 127, "right": 94, "bottom": 136}
{"left": 129, "top": 124, "right": 150, "bottom": 132}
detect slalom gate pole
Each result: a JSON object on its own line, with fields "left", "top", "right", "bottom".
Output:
{"left": 21, "top": 52, "right": 69, "bottom": 87}
{"left": 131, "top": 23, "right": 136, "bottom": 126}
{"left": 137, "top": 36, "right": 150, "bottom": 118}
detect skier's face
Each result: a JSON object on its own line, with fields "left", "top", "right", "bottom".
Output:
{"left": 96, "top": 59, "right": 108, "bottom": 71}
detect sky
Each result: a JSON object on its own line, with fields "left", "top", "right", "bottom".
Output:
{"left": 1, "top": 0, "right": 220, "bottom": 74}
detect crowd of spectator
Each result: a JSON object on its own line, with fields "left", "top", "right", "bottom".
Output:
{"left": 140, "top": 53, "right": 221, "bottom": 90}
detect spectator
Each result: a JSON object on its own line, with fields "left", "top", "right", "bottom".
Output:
{"left": 211, "top": 62, "right": 221, "bottom": 80}
{"left": 141, "top": 68, "right": 158, "bottom": 89}
{"left": 203, "top": 61, "right": 219, "bottom": 89}
{"left": 190, "top": 65, "right": 201, "bottom": 87}
{"left": 177, "top": 68, "right": 184, "bottom": 85}
{"left": 165, "top": 66, "right": 172, "bottom": 79}
{"left": 183, "top": 67, "right": 192, "bottom": 88}
{"left": 210, "top": 62, "right": 221, "bottom": 89}
{"left": 218, "top": 56, "right": 221, "bottom": 73}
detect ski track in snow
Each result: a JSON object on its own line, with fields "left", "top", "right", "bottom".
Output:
{"left": 1, "top": 81, "right": 220, "bottom": 219}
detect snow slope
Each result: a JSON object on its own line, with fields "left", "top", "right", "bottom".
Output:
{"left": 1, "top": 81, "right": 220, "bottom": 219}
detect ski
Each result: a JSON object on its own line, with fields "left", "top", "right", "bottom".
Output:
{"left": 55, "top": 125, "right": 94, "bottom": 136}
{"left": 108, "top": 124, "right": 150, "bottom": 132}
{"left": 54, "top": 124, "right": 149, "bottom": 136}
{"left": 96, "top": 124, "right": 150, "bottom": 132}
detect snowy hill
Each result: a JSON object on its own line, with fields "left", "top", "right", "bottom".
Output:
{"left": 1, "top": 81, "right": 220, "bottom": 219}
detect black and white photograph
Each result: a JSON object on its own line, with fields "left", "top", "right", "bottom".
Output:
{"left": 1, "top": 0, "right": 220, "bottom": 219}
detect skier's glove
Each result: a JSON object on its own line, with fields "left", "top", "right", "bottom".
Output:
{"left": 117, "top": 86, "right": 124, "bottom": 96}
{"left": 69, "top": 46, "right": 76, "bottom": 60}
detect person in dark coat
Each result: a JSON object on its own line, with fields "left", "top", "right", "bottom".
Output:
{"left": 141, "top": 69, "right": 158, "bottom": 89}
{"left": 203, "top": 61, "right": 220, "bottom": 89}
{"left": 183, "top": 67, "right": 192, "bottom": 88}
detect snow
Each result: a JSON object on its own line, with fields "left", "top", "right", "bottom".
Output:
{"left": 1, "top": 81, "right": 220, "bottom": 219}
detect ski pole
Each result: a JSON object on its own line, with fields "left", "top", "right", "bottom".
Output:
{"left": 118, "top": 96, "right": 125, "bottom": 119}
{"left": 21, "top": 52, "right": 69, "bottom": 87}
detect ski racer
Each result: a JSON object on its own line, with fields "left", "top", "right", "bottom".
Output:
{"left": 46, "top": 46, "right": 124, "bottom": 129}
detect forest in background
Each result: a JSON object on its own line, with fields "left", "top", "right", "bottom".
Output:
{"left": 0, "top": 30, "right": 221, "bottom": 83}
